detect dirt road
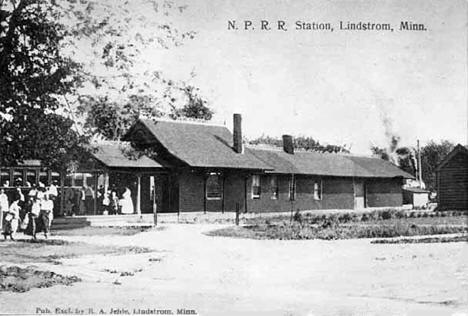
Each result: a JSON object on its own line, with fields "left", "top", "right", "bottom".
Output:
{"left": 1, "top": 224, "right": 467, "bottom": 315}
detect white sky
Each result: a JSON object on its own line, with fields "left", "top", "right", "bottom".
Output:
{"left": 142, "top": 0, "right": 467, "bottom": 154}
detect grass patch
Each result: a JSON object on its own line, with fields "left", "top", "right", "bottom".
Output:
{"left": 371, "top": 235, "right": 468, "bottom": 244}
{"left": 207, "top": 218, "right": 467, "bottom": 241}
{"left": 0, "top": 265, "right": 81, "bottom": 293}
{"left": 52, "top": 226, "right": 154, "bottom": 237}
{"left": 0, "top": 238, "right": 152, "bottom": 265}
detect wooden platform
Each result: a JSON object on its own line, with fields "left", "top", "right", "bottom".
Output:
{"left": 52, "top": 214, "right": 155, "bottom": 230}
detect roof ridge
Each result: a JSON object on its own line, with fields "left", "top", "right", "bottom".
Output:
{"left": 248, "top": 145, "right": 379, "bottom": 159}
{"left": 141, "top": 117, "right": 226, "bottom": 128}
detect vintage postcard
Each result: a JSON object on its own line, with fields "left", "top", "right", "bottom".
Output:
{"left": 0, "top": 0, "right": 467, "bottom": 315}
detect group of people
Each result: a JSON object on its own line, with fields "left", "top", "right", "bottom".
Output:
{"left": 98, "top": 186, "right": 134, "bottom": 215}
{"left": 0, "top": 181, "right": 57, "bottom": 240}
{"left": 62, "top": 185, "right": 134, "bottom": 216}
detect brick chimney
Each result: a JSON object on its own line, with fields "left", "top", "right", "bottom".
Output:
{"left": 233, "top": 113, "right": 243, "bottom": 153}
{"left": 283, "top": 135, "right": 294, "bottom": 154}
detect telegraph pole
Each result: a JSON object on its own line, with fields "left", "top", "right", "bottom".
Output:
{"left": 417, "top": 140, "right": 423, "bottom": 186}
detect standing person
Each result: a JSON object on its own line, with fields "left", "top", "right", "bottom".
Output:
{"left": 84, "top": 185, "right": 94, "bottom": 214}
{"left": 64, "top": 187, "right": 75, "bottom": 216}
{"left": 40, "top": 194, "right": 54, "bottom": 239}
{"left": 0, "top": 189, "right": 9, "bottom": 233}
{"left": 120, "top": 187, "right": 134, "bottom": 214}
{"left": 15, "top": 187, "right": 26, "bottom": 223}
{"left": 2, "top": 197, "right": 20, "bottom": 240}
{"left": 77, "top": 186, "right": 86, "bottom": 215}
{"left": 25, "top": 196, "right": 41, "bottom": 240}
{"left": 47, "top": 180, "right": 59, "bottom": 217}
{"left": 109, "top": 189, "right": 119, "bottom": 215}
{"left": 27, "top": 184, "right": 38, "bottom": 201}
{"left": 101, "top": 188, "right": 110, "bottom": 215}
{"left": 48, "top": 181, "right": 58, "bottom": 201}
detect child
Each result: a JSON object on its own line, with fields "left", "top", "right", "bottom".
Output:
{"left": 2, "top": 198, "right": 20, "bottom": 240}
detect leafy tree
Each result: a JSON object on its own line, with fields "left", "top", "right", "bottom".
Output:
{"left": 371, "top": 144, "right": 416, "bottom": 175}
{"left": 57, "top": 0, "right": 212, "bottom": 138}
{"left": 169, "top": 85, "right": 213, "bottom": 121}
{"left": 370, "top": 146, "right": 390, "bottom": 161}
{"left": 0, "top": 0, "right": 86, "bottom": 169}
{"left": 249, "top": 135, "right": 349, "bottom": 153}
{"left": 421, "top": 140, "right": 455, "bottom": 190}
{"left": 371, "top": 140, "right": 456, "bottom": 189}
{"left": 395, "top": 147, "right": 416, "bottom": 175}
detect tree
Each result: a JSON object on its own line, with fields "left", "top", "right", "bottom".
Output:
{"left": 371, "top": 140, "right": 456, "bottom": 190}
{"left": 169, "top": 85, "right": 213, "bottom": 121}
{"left": 1, "top": 0, "right": 214, "bottom": 167}
{"left": 0, "top": 0, "right": 86, "bottom": 169}
{"left": 249, "top": 135, "right": 349, "bottom": 153}
{"left": 57, "top": 0, "right": 212, "bottom": 138}
{"left": 420, "top": 140, "right": 455, "bottom": 190}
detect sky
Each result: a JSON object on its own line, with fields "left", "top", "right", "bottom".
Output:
{"left": 145, "top": 0, "right": 467, "bottom": 154}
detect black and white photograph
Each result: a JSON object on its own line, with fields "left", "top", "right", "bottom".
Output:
{"left": 0, "top": 0, "right": 467, "bottom": 315}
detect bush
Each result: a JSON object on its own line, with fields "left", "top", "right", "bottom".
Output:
{"left": 361, "top": 213, "right": 369, "bottom": 222}
{"left": 368, "top": 211, "right": 380, "bottom": 221}
{"left": 339, "top": 213, "right": 352, "bottom": 223}
{"left": 395, "top": 210, "right": 405, "bottom": 219}
{"left": 381, "top": 210, "right": 393, "bottom": 220}
{"left": 422, "top": 213, "right": 428, "bottom": 218}
{"left": 409, "top": 212, "right": 416, "bottom": 218}
{"left": 293, "top": 210, "right": 303, "bottom": 224}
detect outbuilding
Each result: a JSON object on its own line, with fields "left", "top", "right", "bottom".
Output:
{"left": 436, "top": 144, "right": 468, "bottom": 210}
{"left": 402, "top": 187, "right": 430, "bottom": 208}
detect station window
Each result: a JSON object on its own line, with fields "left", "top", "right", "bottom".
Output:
{"left": 74, "top": 173, "right": 84, "bottom": 187}
{"left": 313, "top": 179, "right": 322, "bottom": 200}
{"left": 13, "top": 169, "right": 24, "bottom": 186}
{"left": 51, "top": 172, "right": 60, "bottom": 185}
{"left": 206, "top": 173, "right": 222, "bottom": 200}
{"left": 84, "top": 173, "right": 95, "bottom": 188}
{"left": 1, "top": 169, "right": 10, "bottom": 187}
{"left": 270, "top": 176, "right": 278, "bottom": 199}
{"left": 64, "top": 174, "right": 74, "bottom": 187}
{"left": 39, "top": 171, "right": 49, "bottom": 186}
{"left": 252, "top": 175, "right": 261, "bottom": 199}
{"left": 26, "top": 170, "right": 37, "bottom": 186}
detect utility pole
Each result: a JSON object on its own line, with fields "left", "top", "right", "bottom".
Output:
{"left": 417, "top": 139, "right": 423, "bottom": 186}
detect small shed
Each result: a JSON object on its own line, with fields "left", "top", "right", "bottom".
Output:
{"left": 436, "top": 144, "right": 468, "bottom": 210}
{"left": 402, "top": 187, "right": 430, "bottom": 208}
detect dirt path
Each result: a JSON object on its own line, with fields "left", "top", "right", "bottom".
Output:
{"left": 1, "top": 224, "right": 467, "bottom": 315}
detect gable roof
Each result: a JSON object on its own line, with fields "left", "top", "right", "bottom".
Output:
{"left": 123, "top": 118, "right": 413, "bottom": 178}
{"left": 249, "top": 148, "right": 414, "bottom": 178}
{"left": 436, "top": 144, "right": 468, "bottom": 171}
{"left": 92, "top": 142, "right": 167, "bottom": 169}
{"left": 127, "top": 119, "right": 272, "bottom": 170}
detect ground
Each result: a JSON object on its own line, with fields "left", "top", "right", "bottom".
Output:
{"left": 0, "top": 224, "right": 467, "bottom": 316}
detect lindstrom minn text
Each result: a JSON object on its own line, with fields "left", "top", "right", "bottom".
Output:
{"left": 227, "top": 20, "right": 427, "bottom": 32}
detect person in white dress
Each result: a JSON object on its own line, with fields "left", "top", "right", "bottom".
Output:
{"left": 119, "top": 187, "right": 134, "bottom": 214}
{"left": 0, "top": 189, "right": 9, "bottom": 233}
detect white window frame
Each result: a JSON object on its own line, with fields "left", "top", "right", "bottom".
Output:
{"left": 206, "top": 172, "right": 222, "bottom": 200}
{"left": 313, "top": 179, "right": 322, "bottom": 200}
{"left": 251, "top": 175, "right": 261, "bottom": 199}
